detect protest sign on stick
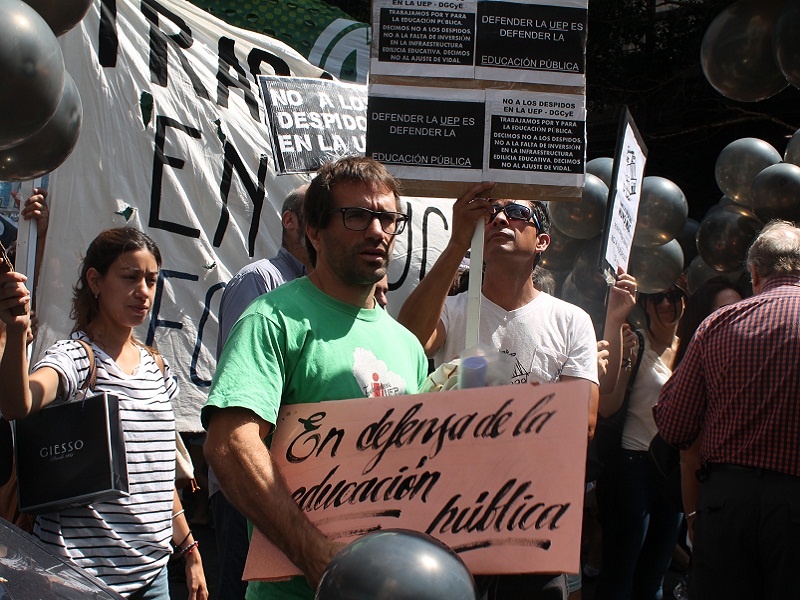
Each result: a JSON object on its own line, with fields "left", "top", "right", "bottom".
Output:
{"left": 600, "top": 106, "right": 648, "bottom": 283}
{"left": 367, "top": 0, "right": 588, "bottom": 200}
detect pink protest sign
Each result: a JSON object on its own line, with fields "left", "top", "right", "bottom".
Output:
{"left": 243, "top": 380, "right": 590, "bottom": 580}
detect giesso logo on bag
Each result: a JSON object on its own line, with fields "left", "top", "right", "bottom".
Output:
{"left": 40, "top": 440, "right": 85, "bottom": 458}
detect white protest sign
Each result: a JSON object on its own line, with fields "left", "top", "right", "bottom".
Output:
{"left": 601, "top": 107, "right": 648, "bottom": 280}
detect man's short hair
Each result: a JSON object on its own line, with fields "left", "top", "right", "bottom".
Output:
{"left": 304, "top": 157, "right": 403, "bottom": 265}
{"left": 746, "top": 220, "right": 800, "bottom": 280}
{"left": 280, "top": 186, "right": 306, "bottom": 247}
{"left": 282, "top": 187, "right": 305, "bottom": 215}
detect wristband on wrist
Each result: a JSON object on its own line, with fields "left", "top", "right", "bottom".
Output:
{"left": 181, "top": 540, "right": 200, "bottom": 557}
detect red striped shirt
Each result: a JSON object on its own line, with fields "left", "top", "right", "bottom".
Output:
{"left": 653, "top": 276, "right": 800, "bottom": 476}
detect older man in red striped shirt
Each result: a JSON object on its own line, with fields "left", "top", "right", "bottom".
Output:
{"left": 653, "top": 220, "right": 800, "bottom": 600}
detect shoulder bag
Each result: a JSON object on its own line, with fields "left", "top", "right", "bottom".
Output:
{"left": 13, "top": 340, "right": 130, "bottom": 514}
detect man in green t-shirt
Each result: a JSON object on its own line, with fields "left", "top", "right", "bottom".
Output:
{"left": 203, "top": 157, "right": 428, "bottom": 600}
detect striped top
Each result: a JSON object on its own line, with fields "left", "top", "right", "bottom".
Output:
{"left": 31, "top": 332, "right": 177, "bottom": 595}
{"left": 654, "top": 277, "right": 800, "bottom": 477}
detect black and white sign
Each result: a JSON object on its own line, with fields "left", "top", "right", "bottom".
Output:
{"left": 475, "top": 0, "right": 587, "bottom": 85}
{"left": 367, "top": 85, "right": 485, "bottom": 181}
{"left": 601, "top": 107, "right": 648, "bottom": 281}
{"left": 259, "top": 76, "right": 368, "bottom": 173}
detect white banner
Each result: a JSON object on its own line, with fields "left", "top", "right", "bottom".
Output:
{"left": 35, "top": 0, "right": 454, "bottom": 431}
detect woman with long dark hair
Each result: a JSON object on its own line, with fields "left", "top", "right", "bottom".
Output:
{"left": 0, "top": 227, "right": 207, "bottom": 599}
{"left": 595, "top": 283, "right": 686, "bottom": 600}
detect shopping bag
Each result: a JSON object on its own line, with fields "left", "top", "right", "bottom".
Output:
{"left": 13, "top": 392, "right": 129, "bottom": 514}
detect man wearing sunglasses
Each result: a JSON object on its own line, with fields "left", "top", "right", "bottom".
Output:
{"left": 398, "top": 182, "right": 600, "bottom": 600}
{"left": 654, "top": 220, "right": 800, "bottom": 600}
{"left": 204, "top": 157, "right": 428, "bottom": 600}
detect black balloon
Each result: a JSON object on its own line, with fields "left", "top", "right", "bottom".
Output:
{"left": 316, "top": 529, "right": 477, "bottom": 600}
{"left": 784, "top": 129, "right": 800, "bottom": 167}
{"left": 560, "top": 272, "right": 606, "bottom": 332}
{"left": 696, "top": 204, "right": 762, "bottom": 273}
{"left": 586, "top": 157, "right": 614, "bottom": 188}
{"left": 700, "top": 0, "right": 788, "bottom": 102}
{"left": 775, "top": 2, "right": 800, "bottom": 89}
{"left": 632, "top": 176, "right": 688, "bottom": 247}
{"left": 0, "top": 73, "right": 83, "bottom": 181}
{"left": 749, "top": 163, "right": 800, "bottom": 223}
{"left": 629, "top": 240, "right": 684, "bottom": 294}
{"left": 540, "top": 225, "right": 585, "bottom": 272}
{"left": 550, "top": 174, "right": 608, "bottom": 240}
{"left": 675, "top": 218, "right": 700, "bottom": 268}
{"left": 686, "top": 255, "right": 743, "bottom": 295}
{"left": 570, "top": 236, "right": 608, "bottom": 303}
{"left": 0, "top": 0, "right": 65, "bottom": 150}
{"left": 714, "top": 138, "right": 781, "bottom": 205}
{"left": 22, "top": 0, "right": 93, "bottom": 36}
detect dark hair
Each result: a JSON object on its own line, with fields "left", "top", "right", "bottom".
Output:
{"left": 674, "top": 276, "right": 742, "bottom": 366}
{"left": 71, "top": 227, "right": 162, "bottom": 334}
{"left": 304, "top": 157, "right": 403, "bottom": 266}
{"left": 531, "top": 201, "right": 551, "bottom": 235}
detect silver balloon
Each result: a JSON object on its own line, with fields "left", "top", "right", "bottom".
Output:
{"left": 570, "top": 236, "right": 608, "bottom": 303}
{"left": 749, "top": 162, "right": 800, "bottom": 223}
{"left": 700, "top": 0, "right": 788, "bottom": 102}
{"left": 22, "top": 0, "right": 93, "bottom": 36}
{"left": 586, "top": 157, "right": 614, "bottom": 188}
{"left": 550, "top": 174, "right": 608, "bottom": 240}
{"left": 540, "top": 225, "right": 585, "bottom": 272}
{"left": 632, "top": 176, "right": 688, "bottom": 247}
{"left": 776, "top": 2, "right": 800, "bottom": 89}
{"left": 629, "top": 239, "right": 684, "bottom": 294}
{"left": 686, "top": 255, "right": 743, "bottom": 295}
{"left": 0, "top": 0, "right": 65, "bottom": 150}
{"left": 316, "top": 529, "right": 477, "bottom": 600}
{"left": 784, "top": 129, "right": 800, "bottom": 166}
{"left": 696, "top": 204, "right": 762, "bottom": 272}
{"left": 0, "top": 73, "right": 82, "bottom": 181}
{"left": 714, "top": 138, "right": 782, "bottom": 205}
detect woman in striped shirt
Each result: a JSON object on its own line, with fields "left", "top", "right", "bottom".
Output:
{"left": 0, "top": 227, "right": 207, "bottom": 599}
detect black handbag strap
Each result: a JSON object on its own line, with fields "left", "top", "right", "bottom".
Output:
{"left": 74, "top": 339, "right": 97, "bottom": 394}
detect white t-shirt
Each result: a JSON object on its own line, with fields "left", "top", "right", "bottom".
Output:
{"left": 435, "top": 291, "right": 599, "bottom": 385}
{"left": 32, "top": 333, "right": 177, "bottom": 595}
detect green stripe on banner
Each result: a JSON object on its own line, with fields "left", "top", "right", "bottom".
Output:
{"left": 190, "top": 0, "right": 370, "bottom": 82}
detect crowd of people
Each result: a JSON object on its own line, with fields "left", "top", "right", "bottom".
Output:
{"left": 1, "top": 155, "right": 799, "bottom": 600}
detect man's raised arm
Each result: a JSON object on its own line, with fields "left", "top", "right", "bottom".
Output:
{"left": 397, "top": 182, "right": 494, "bottom": 355}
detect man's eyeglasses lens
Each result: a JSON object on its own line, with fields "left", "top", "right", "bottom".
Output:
{"left": 651, "top": 290, "right": 684, "bottom": 304}
{"left": 489, "top": 203, "right": 541, "bottom": 229}
{"left": 335, "top": 207, "right": 408, "bottom": 235}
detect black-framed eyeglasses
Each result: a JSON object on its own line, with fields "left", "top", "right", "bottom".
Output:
{"left": 649, "top": 289, "right": 685, "bottom": 305}
{"left": 330, "top": 207, "right": 409, "bottom": 235}
{"left": 488, "top": 203, "right": 542, "bottom": 230}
